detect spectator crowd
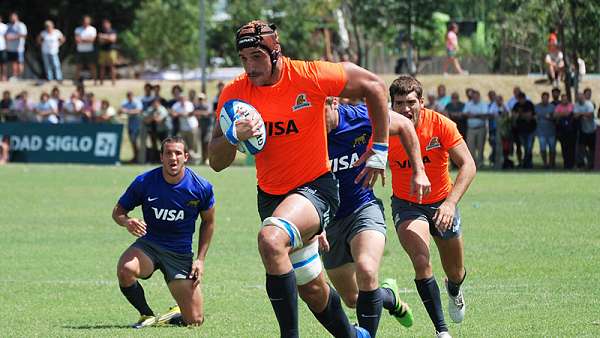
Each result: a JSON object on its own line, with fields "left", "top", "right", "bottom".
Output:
{"left": 0, "top": 81, "right": 224, "bottom": 165}
{"left": 429, "top": 84, "right": 599, "bottom": 170}
{"left": 0, "top": 12, "right": 118, "bottom": 85}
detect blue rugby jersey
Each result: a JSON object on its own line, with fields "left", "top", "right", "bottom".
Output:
{"left": 118, "top": 167, "right": 215, "bottom": 253}
{"left": 327, "top": 104, "right": 376, "bottom": 220}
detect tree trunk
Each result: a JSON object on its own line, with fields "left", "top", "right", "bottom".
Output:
{"left": 570, "top": 0, "right": 579, "bottom": 95}
{"left": 558, "top": 2, "right": 572, "bottom": 102}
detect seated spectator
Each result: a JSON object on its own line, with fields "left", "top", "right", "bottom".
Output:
{"left": 143, "top": 97, "right": 171, "bottom": 161}
{"left": 573, "top": 92, "right": 596, "bottom": 169}
{"left": 194, "top": 92, "right": 212, "bottom": 165}
{"left": 553, "top": 94, "right": 576, "bottom": 169}
{"left": 171, "top": 93, "right": 198, "bottom": 157}
{"left": 49, "top": 86, "right": 64, "bottom": 113}
{"left": 463, "top": 90, "right": 490, "bottom": 167}
{"left": 445, "top": 92, "right": 467, "bottom": 139}
{"left": 34, "top": 92, "right": 59, "bottom": 123}
{"left": 0, "top": 135, "right": 9, "bottom": 165}
{"left": 13, "top": 90, "right": 35, "bottom": 121}
{"left": 535, "top": 92, "right": 557, "bottom": 169}
{"left": 120, "top": 91, "right": 143, "bottom": 162}
{"left": 94, "top": 99, "right": 116, "bottom": 123}
{"left": 512, "top": 93, "right": 536, "bottom": 168}
{"left": 425, "top": 91, "right": 437, "bottom": 110}
{"left": 62, "top": 92, "right": 85, "bottom": 123}
{"left": 545, "top": 44, "right": 564, "bottom": 87}
{"left": 0, "top": 90, "right": 15, "bottom": 122}
{"left": 83, "top": 92, "right": 99, "bottom": 121}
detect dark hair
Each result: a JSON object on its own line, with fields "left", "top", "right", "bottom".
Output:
{"left": 541, "top": 92, "right": 550, "bottom": 97}
{"left": 551, "top": 87, "right": 560, "bottom": 93}
{"left": 160, "top": 136, "right": 188, "bottom": 154}
{"left": 517, "top": 92, "right": 526, "bottom": 99}
{"left": 583, "top": 87, "right": 592, "bottom": 94}
{"left": 389, "top": 75, "right": 423, "bottom": 100}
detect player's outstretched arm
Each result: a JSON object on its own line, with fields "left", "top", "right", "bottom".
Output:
{"left": 112, "top": 204, "right": 147, "bottom": 237}
{"left": 191, "top": 207, "right": 216, "bottom": 287}
{"left": 390, "top": 110, "right": 431, "bottom": 202}
{"left": 208, "top": 120, "right": 237, "bottom": 172}
{"left": 433, "top": 141, "right": 476, "bottom": 232}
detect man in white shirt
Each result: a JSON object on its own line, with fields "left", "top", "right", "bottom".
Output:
{"left": 37, "top": 20, "right": 65, "bottom": 82}
{"left": 171, "top": 94, "right": 198, "bottom": 157}
{"left": 5, "top": 13, "right": 27, "bottom": 79}
{"left": 74, "top": 16, "right": 97, "bottom": 84}
{"left": 0, "top": 15, "right": 7, "bottom": 81}
{"left": 463, "top": 90, "right": 490, "bottom": 167}
{"left": 545, "top": 45, "right": 564, "bottom": 87}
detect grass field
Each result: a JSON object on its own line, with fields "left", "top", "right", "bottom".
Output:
{"left": 1, "top": 164, "right": 599, "bottom": 337}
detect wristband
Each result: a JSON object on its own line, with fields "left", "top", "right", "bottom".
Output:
{"left": 366, "top": 142, "right": 388, "bottom": 170}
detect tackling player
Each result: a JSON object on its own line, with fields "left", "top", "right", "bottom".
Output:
{"left": 209, "top": 20, "right": 389, "bottom": 338}
{"left": 388, "top": 75, "right": 476, "bottom": 338}
{"left": 112, "top": 136, "right": 216, "bottom": 328}
{"left": 320, "top": 98, "right": 431, "bottom": 338}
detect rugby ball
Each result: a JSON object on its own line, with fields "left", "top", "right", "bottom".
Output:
{"left": 219, "top": 99, "right": 266, "bottom": 155}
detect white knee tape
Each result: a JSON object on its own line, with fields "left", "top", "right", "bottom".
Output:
{"left": 289, "top": 240, "right": 322, "bottom": 285}
{"left": 262, "top": 217, "right": 303, "bottom": 250}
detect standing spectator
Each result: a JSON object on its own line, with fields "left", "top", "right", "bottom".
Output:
{"left": 98, "top": 19, "right": 117, "bottom": 85}
{"left": 554, "top": 94, "right": 576, "bottom": 169}
{"left": 0, "top": 15, "right": 7, "bottom": 81}
{"left": 95, "top": 99, "right": 117, "bottom": 123}
{"left": 13, "top": 91, "right": 35, "bottom": 121}
{"left": 550, "top": 87, "right": 561, "bottom": 106}
{"left": 507, "top": 86, "right": 522, "bottom": 111}
{"left": 49, "top": 86, "right": 64, "bottom": 114}
{"left": 63, "top": 92, "right": 85, "bottom": 123}
{"left": 463, "top": 90, "right": 489, "bottom": 167}
{"left": 486, "top": 90, "right": 498, "bottom": 166}
{"left": 170, "top": 93, "right": 198, "bottom": 158}
{"left": 573, "top": 92, "right": 596, "bottom": 169}
{"left": 0, "top": 90, "right": 14, "bottom": 121}
{"left": 583, "top": 88, "right": 596, "bottom": 110}
{"left": 535, "top": 92, "right": 557, "bottom": 169}
{"left": 37, "top": 20, "right": 65, "bottom": 82}
{"left": 153, "top": 84, "right": 168, "bottom": 107}
{"left": 494, "top": 95, "right": 514, "bottom": 169}
{"left": 120, "top": 91, "right": 143, "bottom": 163}
{"left": 168, "top": 85, "right": 183, "bottom": 135}
{"left": 545, "top": 44, "right": 564, "bottom": 88}
{"left": 425, "top": 91, "right": 438, "bottom": 110}
{"left": 195, "top": 92, "right": 212, "bottom": 165}
{"left": 512, "top": 93, "right": 536, "bottom": 168}
{"left": 436, "top": 84, "right": 451, "bottom": 111}
{"left": 143, "top": 97, "right": 171, "bottom": 160}
{"left": 212, "top": 81, "right": 224, "bottom": 113}
{"left": 140, "top": 82, "right": 155, "bottom": 110}
{"left": 445, "top": 92, "right": 467, "bottom": 140}
{"left": 74, "top": 16, "right": 97, "bottom": 84}
{"left": 5, "top": 13, "right": 27, "bottom": 79}
{"left": 443, "top": 22, "right": 465, "bottom": 75}
{"left": 34, "top": 92, "right": 59, "bottom": 123}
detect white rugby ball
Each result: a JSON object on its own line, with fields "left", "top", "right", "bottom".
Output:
{"left": 219, "top": 99, "right": 266, "bottom": 155}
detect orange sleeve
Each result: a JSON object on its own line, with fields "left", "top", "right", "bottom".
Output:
{"left": 307, "top": 61, "right": 347, "bottom": 97}
{"left": 440, "top": 116, "right": 463, "bottom": 150}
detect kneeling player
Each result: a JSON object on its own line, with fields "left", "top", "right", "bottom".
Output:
{"left": 321, "top": 98, "right": 431, "bottom": 337}
{"left": 388, "top": 76, "right": 476, "bottom": 338}
{"left": 112, "top": 136, "right": 216, "bottom": 328}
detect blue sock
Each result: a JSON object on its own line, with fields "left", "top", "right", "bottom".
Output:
{"left": 415, "top": 276, "right": 447, "bottom": 333}
{"left": 119, "top": 281, "right": 154, "bottom": 316}
{"left": 311, "top": 287, "right": 355, "bottom": 338}
{"left": 357, "top": 288, "right": 383, "bottom": 337}
{"left": 266, "top": 270, "right": 299, "bottom": 338}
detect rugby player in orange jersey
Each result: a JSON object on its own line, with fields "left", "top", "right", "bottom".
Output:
{"left": 208, "top": 20, "right": 390, "bottom": 338}
{"left": 387, "top": 75, "right": 476, "bottom": 338}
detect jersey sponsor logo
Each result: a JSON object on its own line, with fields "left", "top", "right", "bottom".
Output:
{"left": 292, "top": 93, "right": 312, "bottom": 111}
{"left": 331, "top": 152, "right": 360, "bottom": 172}
{"left": 266, "top": 120, "right": 299, "bottom": 136}
{"left": 147, "top": 197, "right": 158, "bottom": 202}
{"left": 425, "top": 136, "right": 441, "bottom": 151}
{"left": 187, "top": 199, "right": 200, "bottom": 207}
{"left": 152, "top": 207, "right": 184, "bottom": 221}
{"left": 395, "top": 156, "right": 431, "bottom": 168}
{"left": 352, "top": 133, "right": 369, "bottom": 147}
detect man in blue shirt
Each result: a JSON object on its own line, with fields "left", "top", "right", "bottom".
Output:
{"left": 112, "top": 136, "right": 216, "bottom": 328}
{"left": 321, "top": 99, "right": 430, "bottom": 337}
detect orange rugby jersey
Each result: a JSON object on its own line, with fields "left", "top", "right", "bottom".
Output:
{"left": 389, "top": 108, "right": 463, "bottom": 204}
{"left": 216, "top": 57, "right": 347, "bottom": 195}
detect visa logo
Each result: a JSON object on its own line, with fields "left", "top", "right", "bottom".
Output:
{"left": 152, "top": 207, "right": 184, "bottom": 221}
{"left": 331, "top": 153, "right": 360, "bottom": 172}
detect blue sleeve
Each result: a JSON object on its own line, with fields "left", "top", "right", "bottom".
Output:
{"left": 200, "top": 181, "right": 215, "bottom": 211}
{"left": 118, "top": 176, "right": 144, "bottom": 211}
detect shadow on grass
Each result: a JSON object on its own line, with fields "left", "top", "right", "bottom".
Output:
{"left": 63, "top": 324, "right": 131, "bottom": 330}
